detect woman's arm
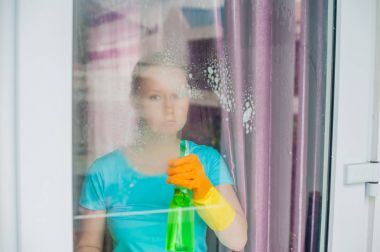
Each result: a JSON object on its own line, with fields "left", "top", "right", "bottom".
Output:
{"left": 214, "top": 184, "right": 248, "bottom": 251}
{"left": 75, "top": 207, "right": 106, "bottom": 252}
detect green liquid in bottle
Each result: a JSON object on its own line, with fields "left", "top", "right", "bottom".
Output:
{"left": 166, "top": 140, "right": 195, "bottom": 252}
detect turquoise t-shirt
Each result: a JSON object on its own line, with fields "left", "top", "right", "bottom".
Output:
{"left": 79, "top": 139, "right": 235, "bottom": 252}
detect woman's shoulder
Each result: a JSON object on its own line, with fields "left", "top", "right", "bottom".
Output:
{"left": 186, "top": 139, "right": 221, "bottom": 158}
{"left": 87, "top": 149, "right": 124, "bottom": 174}
{"left": 93, "top": 149, "right": 122, "bottom": 164}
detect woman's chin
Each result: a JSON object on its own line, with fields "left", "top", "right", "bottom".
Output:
{"left": 156, "top": 128, "right": 181, "bottom": 136}
{"left": 160, "top": 131, "right": 179, "bottom": 136}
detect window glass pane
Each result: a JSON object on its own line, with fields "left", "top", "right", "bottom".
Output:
{"left": 73, "top": 0, "right": 333, "bottom": 251}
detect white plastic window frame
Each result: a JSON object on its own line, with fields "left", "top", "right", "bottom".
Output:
{"left": 327, "top": 0, "right": 379, "bottom": 252}
{"left": 14, "top": 0, "right": 73, "bottom": 251}
{"left": 0, "top": 0, "right": 18, "bottom": 251}
{"left": 372, "top": 2, "right": 380, "bottom": 251}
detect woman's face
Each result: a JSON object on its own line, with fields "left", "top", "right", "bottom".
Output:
{"left": 133, "top": 65, "right": 190, "bottom": 136}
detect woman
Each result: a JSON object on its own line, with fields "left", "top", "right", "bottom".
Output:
{"left": 76, "top": 52, "right": 247, "bottom": 251}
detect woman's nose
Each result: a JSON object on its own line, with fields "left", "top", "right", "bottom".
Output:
{"left": 164, "top": 96, "right": 175, "bottom": 113}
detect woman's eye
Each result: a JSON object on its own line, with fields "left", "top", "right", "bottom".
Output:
{"left": 149, "top": 95, "right": 161, "bottom": 101}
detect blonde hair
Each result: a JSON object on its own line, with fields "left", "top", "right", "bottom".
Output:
{"left": 130, "top": 51, "right": 188, "bottom": 96}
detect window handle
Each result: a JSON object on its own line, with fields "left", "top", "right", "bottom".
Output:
{"left": 345, "top": 161, "right": 379, "bottom": 197}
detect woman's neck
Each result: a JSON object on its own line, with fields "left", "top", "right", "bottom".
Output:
{"left": 132, "top": 132, "right": 180, "bottom": 153}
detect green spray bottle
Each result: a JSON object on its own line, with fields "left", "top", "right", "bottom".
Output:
{"left": 166, "top": 140, "right": 195, "bottom": 252}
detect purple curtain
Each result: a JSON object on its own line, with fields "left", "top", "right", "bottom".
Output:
{"left": 222, "top": 1, "right": 272, "bottom": 251}
{"left": 219, "top": 1, "right": 329, "bottom": 251}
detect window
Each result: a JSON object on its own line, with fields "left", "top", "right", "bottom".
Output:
{"left": 72, "top": 1, "right": 334, "bottom": 251}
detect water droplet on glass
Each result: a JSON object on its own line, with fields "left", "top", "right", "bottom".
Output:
{"left": 207, "top": 67, "right": 213, "bottom": 74}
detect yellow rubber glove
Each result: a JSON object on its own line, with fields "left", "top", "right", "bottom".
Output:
{"left": 166, "top": 154, "right": 236, "bottom": 231}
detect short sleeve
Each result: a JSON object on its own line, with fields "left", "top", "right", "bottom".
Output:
{"left": 206, "top": 148, "right": 235, "bottom": 186}
{"left": 79, "top": 161, "right": 106, "bottom": 210}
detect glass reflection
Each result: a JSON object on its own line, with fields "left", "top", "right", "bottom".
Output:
{"left": 73, "top": 0, "right": 332, "bottom": 251}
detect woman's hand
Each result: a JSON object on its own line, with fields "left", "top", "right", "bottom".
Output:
{"left": 166, "top": 154, "right": 212, "bottom": 200}
{"left": 166, "top": 154, "right": 247, "bottom": 250}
